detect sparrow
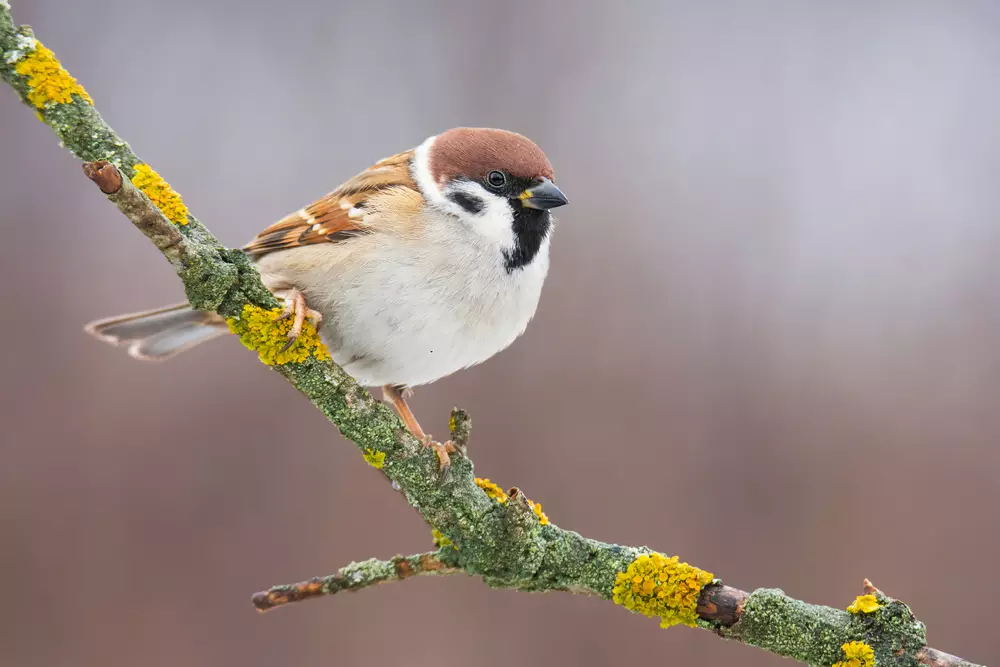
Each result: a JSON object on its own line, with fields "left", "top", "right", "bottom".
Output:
{"left": 85, "top": 127, "right": 569, "bottom": 468}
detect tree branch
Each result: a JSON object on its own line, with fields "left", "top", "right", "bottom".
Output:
{"left": 1, "top": 5, "right": 981, "bottom": 666}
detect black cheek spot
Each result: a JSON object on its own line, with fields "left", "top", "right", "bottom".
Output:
{"left": 448, "top": 191, "right": 484, "bottom": 215}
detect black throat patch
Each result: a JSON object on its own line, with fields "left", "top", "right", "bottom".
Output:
{"left": 503, "top": 204, "right": 551, "bottom": 273}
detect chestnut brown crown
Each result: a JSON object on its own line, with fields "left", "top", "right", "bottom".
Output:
{"left": 428, "top": 127, "right": 555, "bottom": 186}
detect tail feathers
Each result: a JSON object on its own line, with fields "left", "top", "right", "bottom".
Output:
{"left": 85, "top": 303, "right": 229, "bottom": 361}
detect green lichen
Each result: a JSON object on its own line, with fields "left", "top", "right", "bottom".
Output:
{"left": 722, "top": 589, "right": 928, "bottom": 667}
{"left": 174, "top": 249, "right": 237, "bottom": 312}
{"left": 730, "top": 589, "right": 852, "bottom": 666}
{"left": 857, "top": 599, "right": 927, "bottom": 665}
{"left": 522, "top": 530, "right": 637, "bottom": 596}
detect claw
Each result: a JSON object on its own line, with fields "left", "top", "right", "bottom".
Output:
{"left": 274, "top": 289, "right": 322, "bottom": 351}
{"left": 275, "top": 301, "right": 294, "bottom": 322}
{"left": 428, "top": 439, "right": 457, "bottom": 472}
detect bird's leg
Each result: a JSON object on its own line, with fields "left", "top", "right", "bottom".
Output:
{"left": 382, "top": 385, "right": 457, "bottom": 470}
{"left": 384, "top": 385, "right": 427, "bottom": 440}
{"left": 275, "top": 288, "right": 323, "bottom": 351}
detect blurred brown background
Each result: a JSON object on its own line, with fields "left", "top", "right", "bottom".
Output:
{"left": 2, "top": 1, "right": 999, "bottom": 666}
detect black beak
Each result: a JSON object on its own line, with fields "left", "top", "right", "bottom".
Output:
{"left": 519, "top": 177, "right": 569, "bottom": 210}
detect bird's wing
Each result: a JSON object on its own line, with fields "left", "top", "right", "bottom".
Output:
{"left": 243, "top": 150, "right": 419, "bottom": 258}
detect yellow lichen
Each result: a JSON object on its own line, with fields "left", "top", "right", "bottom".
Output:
{"left": 131, "top": 163, "right": 190, "bottom": 225}
{"left": 611, "top": 552, "right": 715, "bottom": 628}
{"left": 846, "top": 594, "right": 881, "bottom": 615}
{"left": 448, "top": 414, "right": 456, "bottom": 433}
{"left": 226, "top": 304, "right": 331, "bottom": 365}
{"left": 833, "top": 641, "right": 876, "bottom": 667}
{"left": 475, "top": 477, "right": 508, "bottom": 504}
{"left": 431, "top": 528, "right": 457, "bottom": 550}
{"left": 13, "top": 42, "right": 93, "bottom": 108}
{"left": 474, "top": 477, "right": 550, "bottom": 524}
{"left": 529, "top": 500, "right": 549, "bottom": 525}
{"left": 362, "top": 448, "right": 385, "bottom": 469}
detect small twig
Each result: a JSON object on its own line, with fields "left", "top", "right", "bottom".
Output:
{"left": 916, "top": 647, "right": 981, "bottom": 667}
{"left": 696, "top": 582, "right": 750, "bottom": 627}
{"left": 449, "top": 407, "right": 471, "bottom": 454}
{"left": 82, "top": 159, "right": 122, "bottom": 193}
{"left": 82, "top": 160, "right": 186, "bottom": 260}
{"left": 252, "top": 551, "right": 460, "bottom": 612}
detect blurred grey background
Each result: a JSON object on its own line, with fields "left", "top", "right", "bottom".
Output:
{"left": 2, "top": 1, "right": 999, "bottom": 666}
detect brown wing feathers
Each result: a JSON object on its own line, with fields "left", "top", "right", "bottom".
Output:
{"left": 242, "top": 192, "right": 367, "bottom": 256}
{"left": 243, "top": 150, "right": 417, "bottom": 258}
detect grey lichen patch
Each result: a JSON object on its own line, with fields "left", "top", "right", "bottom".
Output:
{"left": 3, "top": 30, "right": 33, "bottom": 63}
{"left": 343, "top": 557, "right": 397, "bottom": 585}
{"left": 0, "top": 20, "right": 32, "bottom": 98}
{"left": 528, "top": 531, "right": 634, "bottom": 596}
{"left": 280, "top": 361, "right": 397, "bottom": 452}
{"left": 462, "top": 519, "right": 541, "bottom": 586}
{"left": 572, "top": 540, "right": 639, "bottom": 596}
{"left": 178, "top": 248, "right": 239, "bottom": 312}
{"left": 730, "top": 589, "right": 852, "bottom": 666}
{"left": 477, "top": 495, "right": 545, "bottom": 588}
{"left": 210, "top": 248, "right": 280, "bottom": 317}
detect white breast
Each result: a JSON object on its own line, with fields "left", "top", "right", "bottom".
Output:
{"left": 258, "top": 209, "right": 550, "bottom": 388}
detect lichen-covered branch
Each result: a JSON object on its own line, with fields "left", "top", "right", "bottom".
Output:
{"left": 0, "top": 5, "right": 981, "bottom": 666}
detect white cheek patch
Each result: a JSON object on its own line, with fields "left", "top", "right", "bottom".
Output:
{"left": 412, "top": 134, "right": 517, "bottom": 250}
{"left": 442, "top": 180, "right": 516, "bottom": 247}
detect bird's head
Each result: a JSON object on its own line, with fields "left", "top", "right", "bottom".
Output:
{"left": 413, "top": 127, "right": 568, "bottom": 271}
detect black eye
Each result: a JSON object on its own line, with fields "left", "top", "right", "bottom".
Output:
{"left": 486, "top": 170, "right": 507, "bottom": 189}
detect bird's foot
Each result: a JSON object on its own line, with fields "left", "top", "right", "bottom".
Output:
{"left": 382, "top": 385, "right": 461, "bottom": 474}
{"left": 421, "top": 436, "right": 459, "bottom": 472}
{"left": 276, "top": 289, "right": 322, "bottom": 351}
